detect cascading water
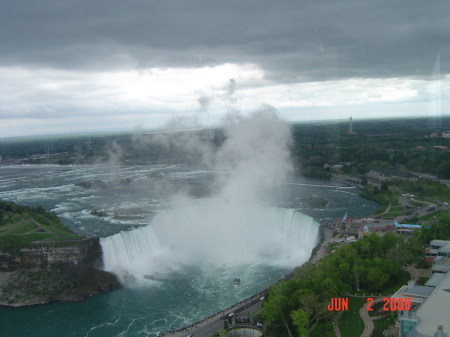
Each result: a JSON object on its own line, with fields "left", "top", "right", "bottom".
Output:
{"left": 101, "top": 108, "right": 320, "bottom": 287}
{"left": 100, "top": 197, "right": 319, "bottom": 285}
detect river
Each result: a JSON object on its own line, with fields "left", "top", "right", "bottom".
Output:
{"left": 0, "top": 164, "right": 379, "bottom": 337}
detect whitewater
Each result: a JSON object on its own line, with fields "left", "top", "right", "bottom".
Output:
{"left": 101, "top": 199, "right": 319, "bottom": 285}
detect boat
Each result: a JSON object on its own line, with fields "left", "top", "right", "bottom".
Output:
{"left": 233, "top": 278, "right": 241, "bottom": 286}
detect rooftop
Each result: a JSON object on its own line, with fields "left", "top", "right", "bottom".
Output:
{"left": 434, "top": 257, "right": 450, "bottom": 267}
{"left": 425, "top": 273, "right": 447, "bottom": 287}
{"left": 412, "top": 272, "right": 450, "bottom": 336}
{"left": 404, "top": 286, "right": 434, "bottom": 298}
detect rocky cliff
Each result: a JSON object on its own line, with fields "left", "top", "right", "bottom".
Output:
{"left": 0, "top": 238, "right": 120, "bottom": 307}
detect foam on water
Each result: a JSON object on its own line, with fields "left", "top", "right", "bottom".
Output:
{"left": 101, "top": 197, "right": 319, "bottom": 285}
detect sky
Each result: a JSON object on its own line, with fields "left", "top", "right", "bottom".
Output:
{"left": 0, "top": 0, "right": 449, "bottom": 138}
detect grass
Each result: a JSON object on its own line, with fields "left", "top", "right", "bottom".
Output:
{"left": 429, "top": 194, "right": 450, "bottom": 203}
{"left": 408, "top": 200, "right": 428, "bottom": 207}
{"left": 0, "top": 201, "right": 88, "bottom": 249}
{"left": 58, "top": 234, "right": 86, "bottom": 240}
{"left": 338, "top": 297, "right": 365, "bottom": 337}
{"left": 388, "top": 206, "right": 404, "bottom": 212}
{"left": 15, "top": 233, "right": 56, "bottom": 243}
{"left": 373, "top": 313, "right": 396, "bottom": 337}
{"left": 1, "top": 221, "right": 37, "bottom": 235}
{"left": 417, "top": 277, "right": 429, "bottom": 286}
{"left": 0, "top": 217, "right": 84, "bottom": 244}
{"left": 419, "top": 210, "right": 448, "bottom": 220}
{"left": 38, "top": 222, "right": 74, "bottom": 235}
{"left": 380, "top": 211, "right": 405, "bottom": 219}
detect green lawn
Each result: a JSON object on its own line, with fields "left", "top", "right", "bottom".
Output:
{"left": 0, "top": 215, "right": 85, "bottom": 244}
{"left": 58, "top": 234, "right": 86, "bottom": 240}
{"left": 380, "top": 211, "right": 405, "bottom": 219}
{"left": 338, "top": 297, "right": 365, "bottom": 337}
{"left": 1, "top": 221, "right": 37, "bottom": 235}
{"left": 408, "top": 200, "right": 428, "bottom": 208}
{"left": 15, "top": 233, "right": 56, "bottom": 243}
{"left": 38, "top": 222, "right": 74, "bottom": 235}
{"left": 388, "top": 206, "right": 404, "bottom": 212}
{"left": 419, "top": 210, "right": 448, "bottom": 220}
{"left": 0, "top": 201, "right": 86, "bottom": 247}
{"left": 372, "top": 313, "right": 396, "bottom": 337}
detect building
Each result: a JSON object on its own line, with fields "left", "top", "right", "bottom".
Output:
{"left": 337, "top": 213, "right": 353, "bottom": 230}
{"left": 396, "top": 272, "right": 450, "bottom": 337}
{"left": 442, "top": 131, "right": 450, "bottom": 138}
{"left": 394, "top": 241, "right": 450, "bottom": 335}
{"left": 361, "top": 223, "right": 397, "bottom": 236}
{"left": 425, "top": 240, "right": 450, "bottom": 265}
{"left": 431, "top": 257, "right": 450, "bottom": 274}
{"left": 394, "top": 221, "right": 422, "bottom": 235}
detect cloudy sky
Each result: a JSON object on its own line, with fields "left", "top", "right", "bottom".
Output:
{"left": 1, "top": 0, "right": 449, "bottom": 137}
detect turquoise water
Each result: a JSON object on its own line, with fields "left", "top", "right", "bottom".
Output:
{"left": 0, "top": 165, "right": 379, "bottom": 337}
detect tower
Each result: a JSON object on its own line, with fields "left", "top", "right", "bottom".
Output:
{"left": 347, "top": 116, "right": 356, "bottom": 134}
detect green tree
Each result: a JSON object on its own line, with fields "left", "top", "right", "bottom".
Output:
{"left": 291, "top": 309, "right": 308, "bottom": 337}
{"left": 367, "top": 267, "right": 389, "bottom": 292}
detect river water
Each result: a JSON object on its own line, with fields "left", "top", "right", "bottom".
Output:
{"left": 0, "top": 164, "right": 378, "bottom": 337}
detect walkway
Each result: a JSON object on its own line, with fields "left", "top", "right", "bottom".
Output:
{"left": 358, "top": 297, "right": 387, "bottom": 337}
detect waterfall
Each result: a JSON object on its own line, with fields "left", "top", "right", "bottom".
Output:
{"left": 100, "top": 197, "right": 319, "bottom": 284}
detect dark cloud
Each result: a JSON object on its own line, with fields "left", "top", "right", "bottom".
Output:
{"left": 0, "top": 0, "right": 449, "bottom": 81}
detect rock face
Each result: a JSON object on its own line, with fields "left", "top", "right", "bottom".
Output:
{"left": 0, "top": 238, "right": 120, "bottom": 307}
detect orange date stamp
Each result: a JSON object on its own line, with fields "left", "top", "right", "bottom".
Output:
{"left": 327, "top": 297, "right": 411, "bottom": 311}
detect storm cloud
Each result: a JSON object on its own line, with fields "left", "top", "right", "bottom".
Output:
{"left": 0, "top": 0, "right": 449, "bottom": 136}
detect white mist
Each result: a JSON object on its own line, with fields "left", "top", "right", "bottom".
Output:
{"left": 101, "top": 106, "right": 319, "bottom": 285}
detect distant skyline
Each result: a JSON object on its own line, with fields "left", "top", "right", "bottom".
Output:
{"left": 1, "top": 0, "right": 449, "bottom": 137}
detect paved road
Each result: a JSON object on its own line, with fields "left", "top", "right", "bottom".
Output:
{"left": 165, "top": 296, "right": 265, "bottom": 337}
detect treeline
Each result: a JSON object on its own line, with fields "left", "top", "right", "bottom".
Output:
{"left": 262, "top": 232, "right": 424, "bottom": 337}
{"left": 2, "top": 117, "right": 450, "bottom": 177}
{"left": 0, "top": 130, "right": 225, "bottom": 165}
{"left": 290, "top": 117, "right": 450, "bottom": 179}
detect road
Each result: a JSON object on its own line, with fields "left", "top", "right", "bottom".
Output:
{"left": 165, "top": 295, "right": 265, "bottom": 337}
